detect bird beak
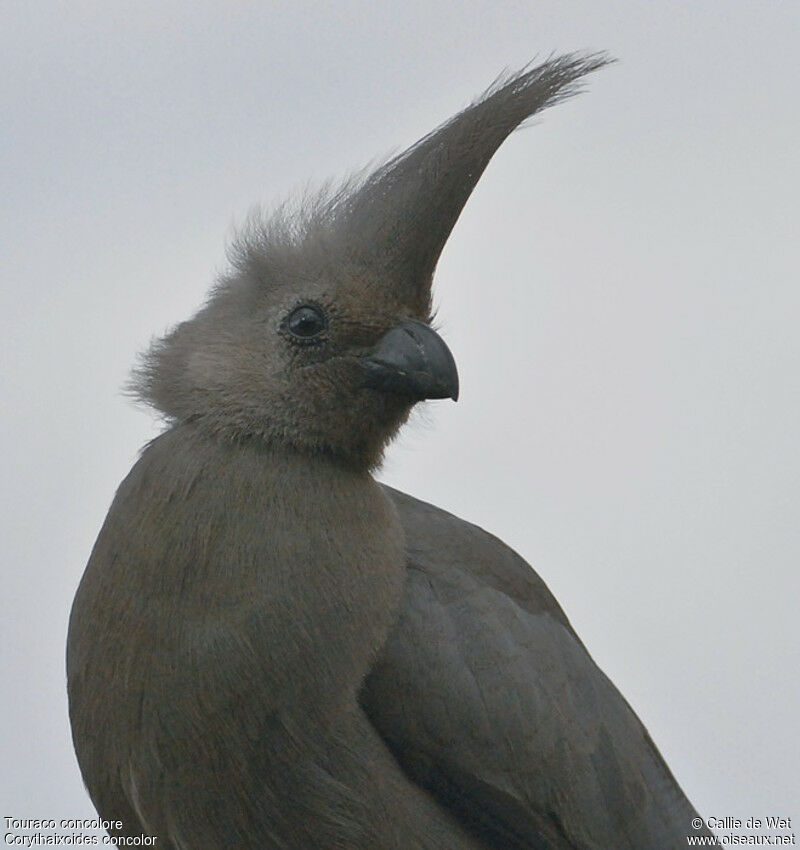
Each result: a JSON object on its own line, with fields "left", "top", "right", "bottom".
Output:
{"left": 362, "top": 320, "right": 459, "bottom": 402}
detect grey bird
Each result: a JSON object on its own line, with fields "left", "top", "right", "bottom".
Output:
{"left": 68, "top": 55, "right": 714, "bottom": 849}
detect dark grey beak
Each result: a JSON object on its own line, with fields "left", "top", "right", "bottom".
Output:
{"left": 363, "top": 320, "right": 459, "bottom": 402}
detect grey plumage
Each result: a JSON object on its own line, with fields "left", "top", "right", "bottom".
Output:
{"left": 68, "top": 55, "right": 713, "bottom": 848}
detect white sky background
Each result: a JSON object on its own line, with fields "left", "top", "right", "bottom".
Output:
{"left": 2, "top": 0, "right": 798, "bottom": 830}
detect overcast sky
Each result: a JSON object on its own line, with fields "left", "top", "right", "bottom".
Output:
{"left": 2, "top": 0, "right": 798, "bottom": 834}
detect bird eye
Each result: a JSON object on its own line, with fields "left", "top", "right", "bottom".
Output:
{"left": 283, "top": 304, "right": 328, "bottom": 343}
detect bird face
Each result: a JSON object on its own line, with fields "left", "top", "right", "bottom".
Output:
{"left": 133, "top": 242, "right": 458, "bottom": 468}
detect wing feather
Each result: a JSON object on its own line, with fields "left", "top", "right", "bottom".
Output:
{"left": 361, "top": 487, "right": 710, "bottom": 849}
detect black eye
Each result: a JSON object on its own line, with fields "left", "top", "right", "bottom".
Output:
{"left": 284, "top": 304, "right": 328, "bottom": 343}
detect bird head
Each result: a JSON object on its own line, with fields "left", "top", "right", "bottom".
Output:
{"left": 132, "top": 54, "right": 609, "bottom": 469}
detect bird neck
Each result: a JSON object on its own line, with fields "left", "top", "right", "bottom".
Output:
{"left": 129, "top": 422, "right": 408, "bottom": 715}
